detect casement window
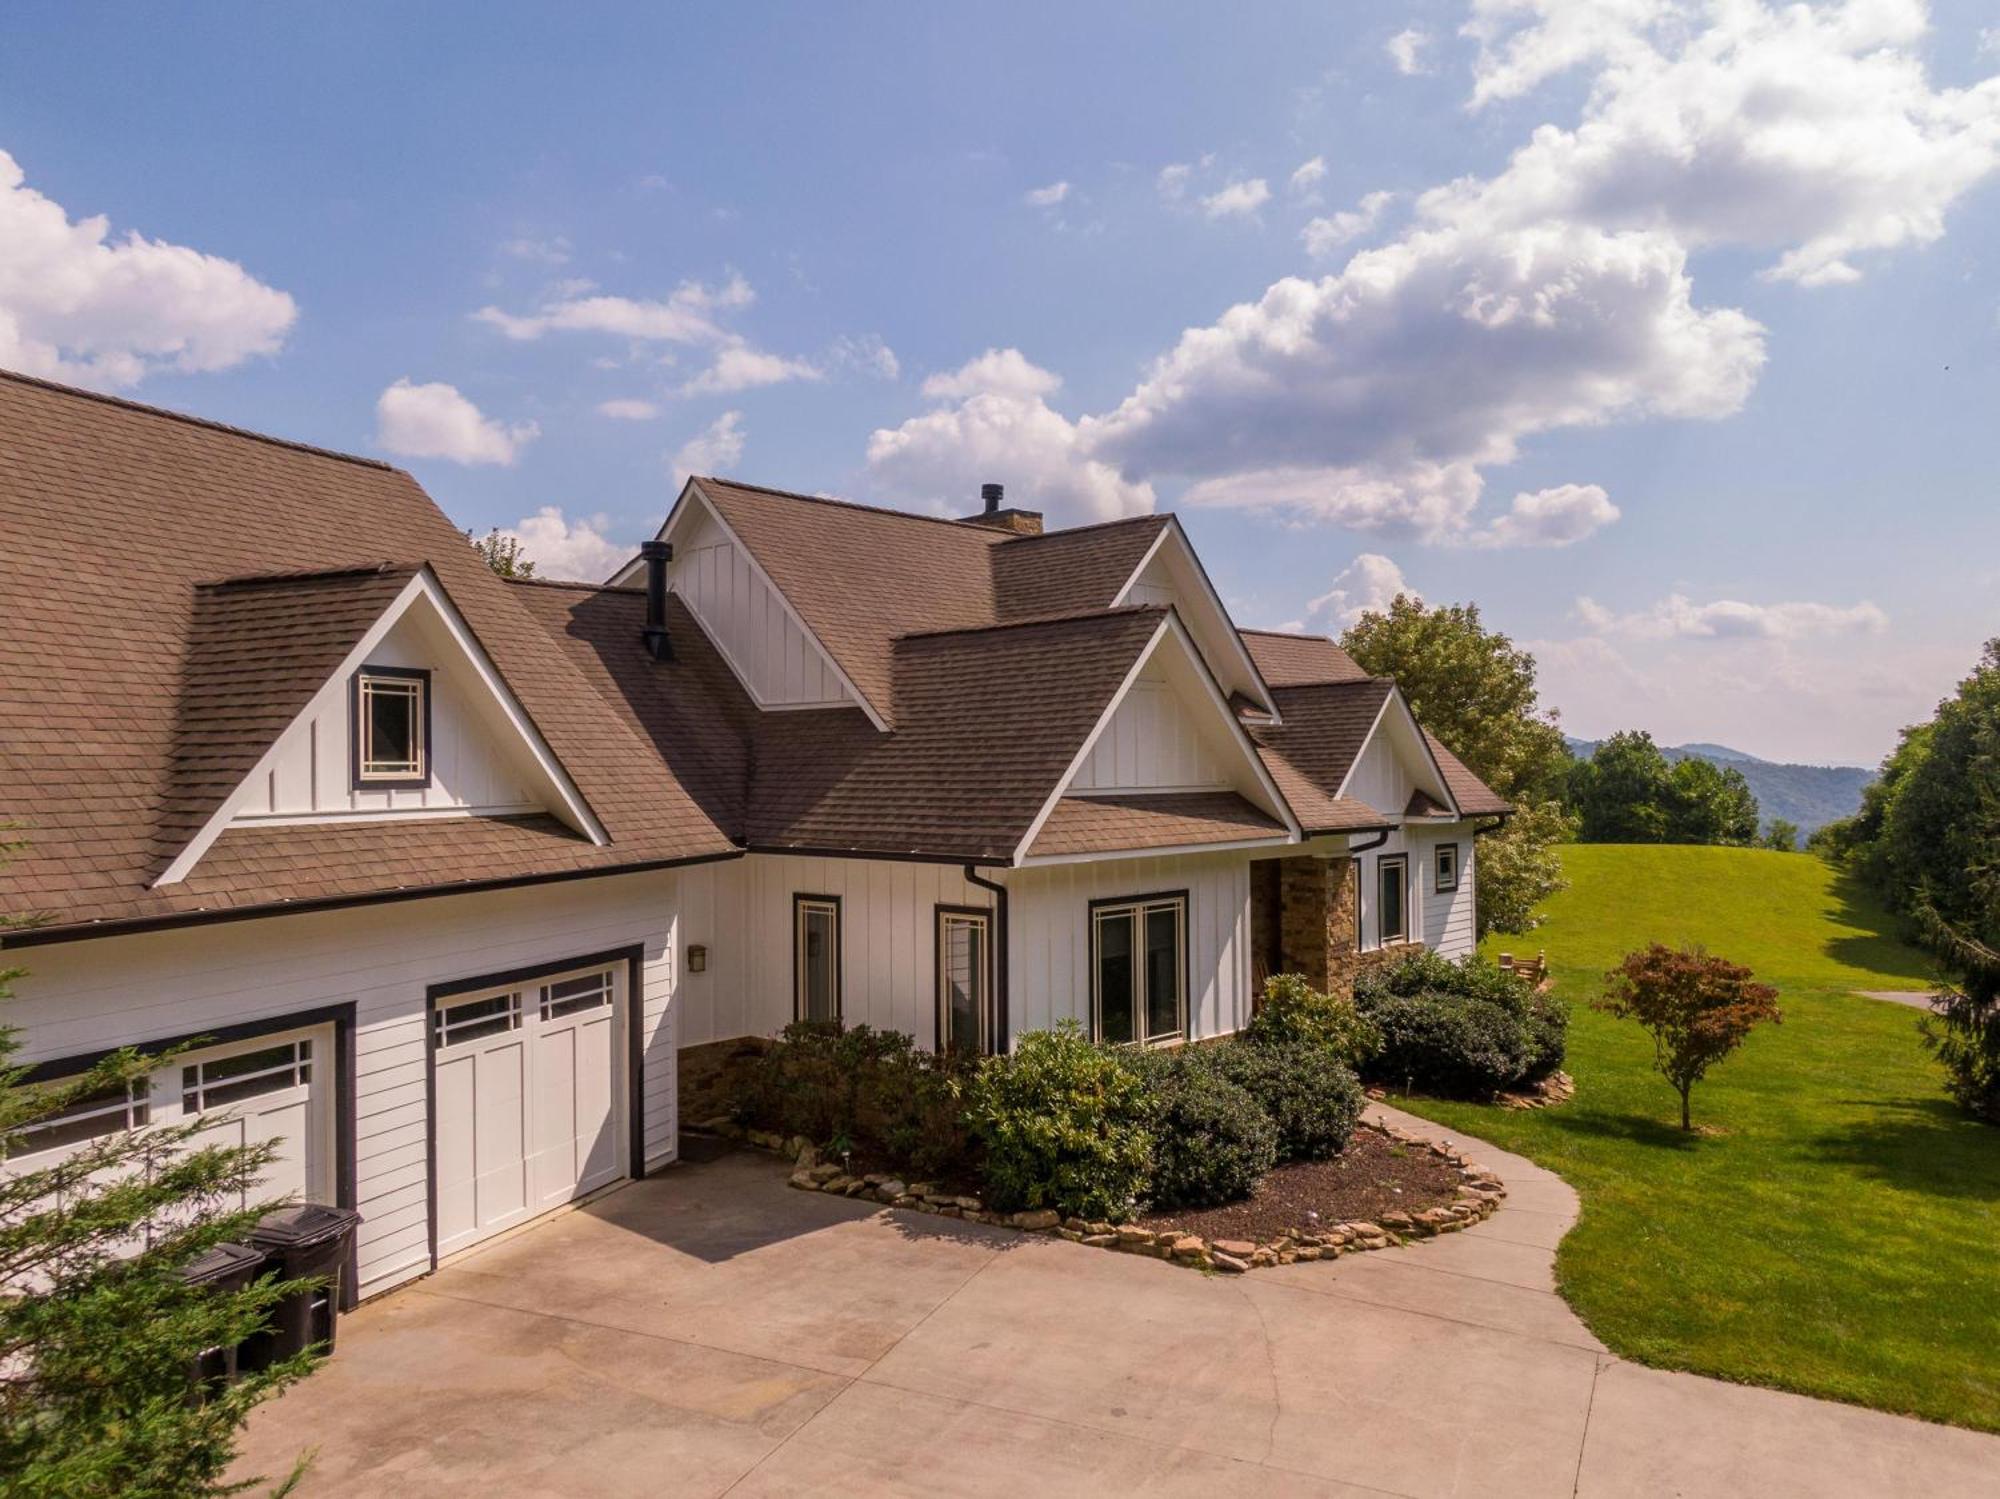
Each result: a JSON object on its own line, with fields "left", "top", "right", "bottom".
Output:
{"left": 1091, "top": 893, "right": 1187, "bottom": 1047}
{"left": 1378, "top": 855, "right": 1409, "bottom": 946}
{"left": 1435, "top": 842, "right": 1460, "bottom": 894}
{"left": 794, "top": 895, "right": 842, "bottom": 1023}
{"left": 936, "top": 907, "right": 994, "bottom": 1055}
{"left": 352, "top": 666, "right": 431, "bottom": 787}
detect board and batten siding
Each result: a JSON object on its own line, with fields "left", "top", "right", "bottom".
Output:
{"left": 234, "top": 608, "right": 540, "bottom": 822}
{"left": 672, "top": 854, "right": 993, "bottom": 1050}
{"left": 4, "top": 869, "right": 689, "bottom": 1301}
{"left": 668, "top": 505, "right": 849, "bottom": 708}
{"left": 1069, "top": 678, "right": 1231, "bottom": 793}
{"left": 1353, "top": 824, "right": 1477, "bottom": 959}
{"left": 1006, "top": 851, "right": 1253, "bottom": 1041}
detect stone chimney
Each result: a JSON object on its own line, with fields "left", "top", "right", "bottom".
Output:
{"left": 959, "top": 481, "right": 1044, "bottom": 536}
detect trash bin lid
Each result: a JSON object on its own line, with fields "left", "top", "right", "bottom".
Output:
{"left": 248, "top": 1203, "right": 363, "bottom": 1250}
{"left": 180, "top": 1240, "right": 267, "bottom": 1285}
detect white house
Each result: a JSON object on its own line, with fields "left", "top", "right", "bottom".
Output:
{"left": 0, "top": 372, "right": 1507, "bottom": 1303}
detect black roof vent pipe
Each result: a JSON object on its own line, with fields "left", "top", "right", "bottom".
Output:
{"left": 640, "top": 539, "right": 674, "bottom": 662}
{"left": 980, "top": 482, "right": 1003, "bottom": 515}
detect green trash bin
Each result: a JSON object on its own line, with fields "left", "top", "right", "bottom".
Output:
{"left": 246, "top": 1204, "right": 362, "bottom": 1363}
{"left": 178, "top": 1240, "right": 269, "bottom": 1390}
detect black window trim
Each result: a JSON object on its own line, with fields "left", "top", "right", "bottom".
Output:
{"left": 1086, "top": 888, "right": 1191, "bottom": 1048}
{"left": 792, "top": 893, "right": 843, "bottom": 1024}
{"left": 350, "top": 664, "right": 434, "bottom": 791}
{"left": 1378, "top": 853, "right": 1410, "bottom": 947}
{"left": 934, "top": 903, "right": 996, "bottom": 1055}
{"left": 1435, "top": 841, "right": 1461, "bottom": 894}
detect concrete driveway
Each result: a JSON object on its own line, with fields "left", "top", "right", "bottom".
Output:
{"left": 234, "top": 1108, "right": 1998, "bottom": 1498}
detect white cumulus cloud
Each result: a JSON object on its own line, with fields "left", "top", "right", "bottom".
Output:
{"left": 671, "top": 410, "right": 746, "bottom": 485}
{"left": 1576, "top": 591, "right": 1889, "bottom": 641}
{"left": 375, "top": 379, "right": 538, "bottom": 466}
{"left": 0, "top": 149, "right": 296, "bottom": 389}
{"left": 597, "top": 397, "right": 659, "bottom": 421}
{"left": 501, "top": 506, "right": 629, "bottom": 582}
{"left": 1201, "top": 178, "right": 1272, "bottom": 219}
{"left": 1024, "top": 180, "right": 1071, "bottom": 207}
{"left": 475, "top": 273, "right": 754, "bottom": 345}
{"left": 1386, "top": 27, "right": 1433, "bottom": 75}
{"left": 1300, "top": 190, "right": 1395, "bottom": 257}
{"left": 1472, "top": 484, "right": 1620, "bottom": 548}
{"left": 681, "top": 345, "right": 821, "bottom": 396}
{"left": 867, "top": 349, "right": 1153, "bottom": 525}
{"left": 1294, "top": 553, "right": 1419, "bottom": 629}
{"left": 1289, "top": 156, "right": 1328, "bottom": 194}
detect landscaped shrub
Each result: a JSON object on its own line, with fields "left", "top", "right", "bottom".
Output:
{"left": 1127, "top": 1046, "right": 1277, "bottom": 1208}
{"left": 1355, "top": 950, "right": 1570, "bottom": 1097}
{"left": 1244, "top": 973, "right": 1379, "bottom": 1066}
{"left": 1216, "top": 1039, "right": 1365, "bottom": 1161}
{"left": 736, "top": 1022, "right": 978, "bottom": 1179}
{"left": 963, "top": 1022, "right": 1154, "bottom": 1221}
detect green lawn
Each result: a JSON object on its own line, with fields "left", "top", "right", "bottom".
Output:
{"left": 1393, "top": 844, "right": 2000, "bottom": 1432}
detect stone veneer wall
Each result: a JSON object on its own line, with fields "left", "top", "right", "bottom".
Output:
{"left": 1277, "top": 854, "right": 1360, "bottom": 1000}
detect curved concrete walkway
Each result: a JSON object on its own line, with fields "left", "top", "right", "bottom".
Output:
{"left": 234, "top": 1111, "right": 1999, "bottom": 1498}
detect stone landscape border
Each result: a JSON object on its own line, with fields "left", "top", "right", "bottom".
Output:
{"left": 710, "top": 1118, "right": 1506, "bottom": 1274}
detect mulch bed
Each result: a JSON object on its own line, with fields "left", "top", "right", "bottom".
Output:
{"left": 1135, "top": 1128, "right": 1466, "bottom": 1242}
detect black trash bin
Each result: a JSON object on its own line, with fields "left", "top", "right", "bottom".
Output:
{"left": 246, "top": 1204, "right": 362, "bottom": 1363}
{"left": 179, "top": 1240, "right": 269, "bottom": 1390}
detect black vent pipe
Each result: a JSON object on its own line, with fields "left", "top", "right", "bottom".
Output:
{"left": 640, "top": 539, "right": 674, "bottom": 662}
{"left": 980, "top": 482, "right": 1003, "bottom": 515}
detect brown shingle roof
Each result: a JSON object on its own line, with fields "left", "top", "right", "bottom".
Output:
{"left": 1423, "top": 731, "right": 1511, "bottom": 817}
{"left": 990, "top": 516, "right": 1170, "bottom": 622}
{"left": 1248, "top": 680, "right": 1396, "bottom": 834}
{"left": 0, "top": 371, "right": 737, "bottom": 938}
{"left": 1029, "top": 792, "right": 1287, "bottom": 858}
{"left": 1240, "top": 629, "right": 1371, "bottom": 687}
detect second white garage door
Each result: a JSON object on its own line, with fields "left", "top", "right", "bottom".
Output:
{"left": 431, "top": 961, "right": 627, "bottom": 1260}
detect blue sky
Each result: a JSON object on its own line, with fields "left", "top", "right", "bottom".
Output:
{"left": 4, "top": 1, "right": 1997, "bottom": 766}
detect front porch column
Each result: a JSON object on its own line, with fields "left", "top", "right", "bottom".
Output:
{"left": 1276, "top": 855, "right": 1359, "bottom": 1001}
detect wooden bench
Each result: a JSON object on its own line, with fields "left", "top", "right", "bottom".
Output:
{"left": 1497, "top": 951, "right": 1548, "bottom": 987}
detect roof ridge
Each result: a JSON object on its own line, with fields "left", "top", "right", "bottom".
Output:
{"left": 503, "top": 575, "right": 645, "bottom": 596}
{"left": 1240, "top": 626, "right": 1335, "bottom": 640}
{"left": 993, "top": 512, "right": 1172, "bottom": 545}
{"left": 198, "top": 562, "right": 418, "bottom": 590}
{"left": 0, "top": 367, "right": 403, "bottom": 473}
{"left": 898, "top": 603, "right": 1166, "bottom": 643}
{"left": 696, "top": 475, "right": 1008, "bottom": 538}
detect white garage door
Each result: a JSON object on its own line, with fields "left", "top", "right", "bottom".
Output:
{"left": 5, "top": 1023, "right": 334, "bottom": 1221}
{"left": 431, "top": 962, "right": 625, "bottom": 1260}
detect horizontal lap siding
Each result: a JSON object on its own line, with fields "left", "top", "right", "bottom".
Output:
{"left": 7, "top": 869, "right": 686, "bottom": 1299}
{"left": 1006, "top": 851, "right": 1251, "bottom": 1042}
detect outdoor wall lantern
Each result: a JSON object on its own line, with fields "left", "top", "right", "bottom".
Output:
{"left": 687, "top": 944, "right": 708, "bottom": 973}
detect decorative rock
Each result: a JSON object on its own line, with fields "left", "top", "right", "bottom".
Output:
{"left": 1212, "top": 1239, "right": 1257, "bottom": 1258}
{"left": 1081, "top": 1233, "right": 1118, "bottom": 1248}
{"left": 1170, "top": 1235, "right": 1207, "bottom": 1260}
{"left": 1250, "top": 1247, "right": 1277, "bottom": 1268}
{"left": 875, "top": 1179, "right": 907, "bottom": 1199}
{"left": 1064, "top": 1217, "right": 1090, "bottom": 1234}
{"left": 1083, "top": 1221, "right": 1114, "bottom": 1237}
{"left": 1295, "top": 1246, "right": 1323, "bottom": 1262}
{"left": 953, "top": 1196, "right": 983, "bottom": 1212}
{"left": 1114, "top": 1225, "right": 1153, "bottom": 1246}
{"left": 844, "top": 1179, "right": 873, "bottom": 1197}
{"left": 788, "top": 1173, "right": 818, "bottom": 1191}
{"left": 1277, "top": 1250, "right": 1298, "bottom": 1265}
{"left": 1011, "top": 1208, "right": 1060, "bottom": 1232}
{"left": 822, "top": 1174, "right": 856, "bottom": 1194}
{"left": 893, "top": 1194, "right": 919, "bottom": 1208}
{"left": 1210, "top": 1251, "right": 1250, "bottom": 1273}
{"left": 786, "top": 1136, "right": 812, "bottom": 1161}
{"left": 1057, "top": 1228, "right": 1084, "bottom": 1242}
{"left": 807, "top": 1163, "right": 842, "bottom": 1183}
{"left": 908, "top": 1183, "right": 938, "bottom": 1199}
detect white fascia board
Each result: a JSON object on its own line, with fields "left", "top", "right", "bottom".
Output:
{"left": 154, "top": 567, "right": 609, "bottom": 887}
{"left": 1112, "top": 518, "right": 1280, "bottom": 721}
{"left": 1331, "top": 692, "right": 1396, "bottom": 805}
{"left": 1331, "top": 686, "right": 1461, "bottom": 819}
{"left": 1017, "top": 833, "right": 1295, "bottom": 869}
{"left": 1391, "top": 687, "right": 1462, "bottom": 818}
{"left": 1009, "top": 610, "right": 1302, "bottom": 866}
{"left": 666, "top": 479, "right": 889, "bottom": 732}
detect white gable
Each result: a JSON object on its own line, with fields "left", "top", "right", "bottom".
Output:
{"left": 158, "top": 571, "right": 605, "bottom": 885}
{"left": 1113, "top": 522, "right": 1277, "bottom": 717}
{"left": 1339, "top": 690, "right": 1456, "bottom": 820}
{"left": 1016, "top": 613, "right": 1300, "bottom": 862}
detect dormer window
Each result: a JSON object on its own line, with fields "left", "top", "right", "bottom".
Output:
{"left": 353, "top": 667, "right": 430, "bottom": 788}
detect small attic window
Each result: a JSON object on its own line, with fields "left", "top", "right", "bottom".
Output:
{"left": 352, "top": 667, "right": 430, "bottom": 788}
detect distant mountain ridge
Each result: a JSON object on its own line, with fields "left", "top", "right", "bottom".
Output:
{"left": 1564, "top": 737, "right": 1875, "bottom": 836}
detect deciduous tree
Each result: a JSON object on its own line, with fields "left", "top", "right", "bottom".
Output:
{"left": 1595, "top": 944, "right": 1781, "bottom": 1131}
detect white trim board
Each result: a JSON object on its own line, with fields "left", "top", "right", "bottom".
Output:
{"left": 1111, "top": 518, "right": 1279, "bottom": 721}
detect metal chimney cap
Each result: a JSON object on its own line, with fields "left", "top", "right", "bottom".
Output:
{"left": 639, "top": 538, "right": 674, "bottom": 561}
{"left": 980, "top": 482, "right": 1004, "bottom": 513}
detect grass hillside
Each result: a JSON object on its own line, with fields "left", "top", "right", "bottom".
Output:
{"left": 1394, "top": 844, "right": 2000, "bottom": 1432}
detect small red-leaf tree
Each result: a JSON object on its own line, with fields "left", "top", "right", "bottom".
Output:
{"left": 1595, "top": 944, "right": 1782, "bottom": 1131}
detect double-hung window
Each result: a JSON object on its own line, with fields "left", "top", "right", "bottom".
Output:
{"left": 353, "top": 666, "right": 430, "bottom": 787}
{"left": 1091, "top": 893, "right": 1187, "bottom": 1047}
{"left": 1377, "top": 855, "right": 1409, "bottom": 946}
{"left": 936, "top": 907, "right": 994, "bottom": 1055}
{"left": 794, "top": 895, "right": 842, "bottom": 1023}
